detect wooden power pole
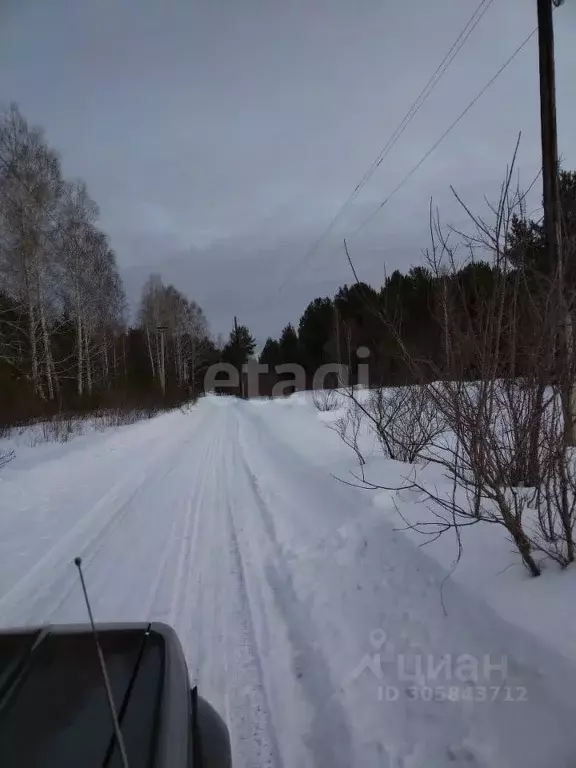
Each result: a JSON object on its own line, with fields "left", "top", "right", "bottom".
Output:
{"left": 536, "top": 0, "right": 562, "bottom": 273}
{"left": 536, "top": 0, "right": 574, "bottom": 443}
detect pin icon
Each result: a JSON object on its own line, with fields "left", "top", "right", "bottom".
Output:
{"left": 370, "top": 629, "right": 387, "bottom": 649}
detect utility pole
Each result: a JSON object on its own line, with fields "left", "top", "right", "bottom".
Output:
{"left": 536, "top": 0, "right": 574, "bottom": 443}
{"left": 234, "top": 316, "right": 244, "bottom": 398}
{"left": 536, "top": 0, "right": 562, "bottom": 273}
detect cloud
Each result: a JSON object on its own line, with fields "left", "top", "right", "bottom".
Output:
{"left": 1, "top": 0, "right": 574, "bottom": 337}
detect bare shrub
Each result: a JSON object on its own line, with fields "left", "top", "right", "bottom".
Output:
{"left": 328, "top": 399, "right": 365, "bottom": 467}
{"left": 96, "top": 406, "right": 160, "bottom": 429}
{"left": 331, "top": 383, "right": 444, "bottom": 471}
{"left": 422, "top": 379, "right": 545, "bottom": 575}
{"left": 41, "top": 414, "right": 84, "bottom": 444}
{"left": 410, "top": 160, "right": 557, "bottom": 575}
{"left": 342, "top": 140, "right": 576, "bottom": 576}
{"left": 526, "top": 391, "right": 576, "bottom": 567}
{"left": 312, "top": 388, "right": 339, "bottom": 412}
{"left": 367, "top": 385, "right": 445, "bottom": 463}
{"left": 426, "top": 158, "right": 575, "bottom": 573}
{"left": 0, "top": 448, "right": 14, "bottom": 469}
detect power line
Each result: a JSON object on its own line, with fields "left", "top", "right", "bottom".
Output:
{"left": 278, "top": 0, "right": 497, "bottom": 291}
{"left": 351, "top": 27, "right": 538, "bottom": 238}
{"left": 339, "top": 0, "right": 495, "bottom": 209}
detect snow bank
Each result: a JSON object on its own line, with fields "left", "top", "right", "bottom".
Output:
{"left": 276, "top": 389, "right": 576, "bottom": 667}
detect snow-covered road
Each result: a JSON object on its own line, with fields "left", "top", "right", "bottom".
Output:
{"left": 2, "top": 396, "right": 576, "bottom": 767}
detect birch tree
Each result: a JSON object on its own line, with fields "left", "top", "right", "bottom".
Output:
{"left": 0, "top": 103, "right": 63, "bottom": 399}
{"left": 138, "top": 275, "right": 209, "bottom": 395}
{"left": 54, "top": 180, "right": 98, "bottom": 395}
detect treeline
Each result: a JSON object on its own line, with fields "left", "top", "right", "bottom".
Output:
{"left": 254, "top": 170, "right": 576, "bottom": 394}
{"left": 255, "top": 267, "right": 495, "bottom": 391}
{"left": 0, "top": 104, "right": 216, "bottom": 428}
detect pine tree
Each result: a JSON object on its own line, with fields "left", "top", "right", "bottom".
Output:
{"left": 297, "top": 297, "right": 333, "bottom": 371}
{"left": 259, "top": 337, "right": 281, "bottom": 368}
{"left": 278, "top": 324, "right": 299, "bottom": 366}
{"left": 222, "top": 323, "right": 256, "bottom": 369}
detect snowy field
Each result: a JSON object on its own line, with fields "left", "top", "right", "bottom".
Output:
{"left": 1, "top": 393, "right": 576, "bottom": 767}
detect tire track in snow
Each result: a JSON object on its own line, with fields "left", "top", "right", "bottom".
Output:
{"left": 234, "top": 410, "right": 354, "bottom": 767}
{"left": 178, "top": 416, "right": 230, "bottom": 715}
{"left": 135, "top": 415, "right": 222, "bottom": 628}
{"left": 0, "top": 407, "right": 210, "bottom": 627}
{"left": 223, "top": 502, "right": 283, "bottom": 768}
{"left": 171, "top": 416, "right": 219, "bottom": 640}
{"left": 140, "top": 512, "right": 182, "bottom": 619}
{"left": 168, "top": 494, "right": 202, "bottom": 627}
{"left": 0, "top": 477, "right": 148, "bottom": 624}
{"left": 53, "top": 408, "right": 215, "bottom": 626}
{"left": 217, "top": 410, "right": 283, "bottom": 768}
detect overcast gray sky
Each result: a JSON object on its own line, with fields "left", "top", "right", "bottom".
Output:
{"left": 1, "top": 0, "right": 575, "bottom": 341}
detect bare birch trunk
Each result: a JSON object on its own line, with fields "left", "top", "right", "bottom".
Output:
{"left": 38, "top": 291, "right": 55, "bottom": 400}
{"left": 85, "top": 329, "right": 92, "bottom": 395}
{"left": 28, "top": 295, "right": 44, "bottom": 399}
{"left": 77, "top": 314, "right": 83, "bottom": 396}
{"left": 102, "top": 335, "right": 110, "bottom": 389}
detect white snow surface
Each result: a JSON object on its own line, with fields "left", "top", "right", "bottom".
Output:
{"left": 1, "top": 394, "right": 576, "bottom": 767}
